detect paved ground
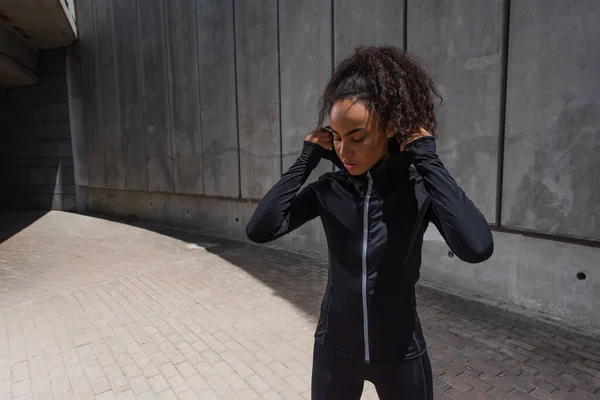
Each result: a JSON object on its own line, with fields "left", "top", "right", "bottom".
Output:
{"left": 0, "top": 210, "right": 599, "bottom": 400}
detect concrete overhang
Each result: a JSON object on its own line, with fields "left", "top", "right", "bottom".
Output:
{"left": 0, "top": 0, "right": 76, "bottom": 88}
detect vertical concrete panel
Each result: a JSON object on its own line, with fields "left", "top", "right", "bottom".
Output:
{"left": 502, "top": 0, "right": 600, "bottom": 240}
{"left": 166, "top": 1, "right": 203, "bottom": 195}
{"left": 66, "top": 45, "right": 88, "bottom": 212}
{"left": 234, "top": 0, "right": 280, "bottom": 199}
{"left": 408, "top": 0, "right": 504, "bottom": 222}
{"left": 76, "top": 0, "right": 104, "bottom": 188}
{"left": 279, "top": 0, "right": 332, "bottom": 179}
{"left": 113, "top": 0, "right": 148, "bottom": 191}
{"left": 65, "top": 46, "right": 87, "bottom": 187}
{"left": 334, "top": 0, "right": 405, "bottom": 63}
{"left": 95, "top": 0, "right": 124, "bottom": 188}
{"left": 138, "top": 0, "right": 174, "bottom": 193}
{"left": 196, "top": 0, "right": 240, "bottom": 198}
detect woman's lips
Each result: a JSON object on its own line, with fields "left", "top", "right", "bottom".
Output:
{"left": 343, "top": 162, "right": 356, "bottom": 170}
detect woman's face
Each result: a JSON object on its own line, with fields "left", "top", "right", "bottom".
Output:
{"left": 329, "top": 99, "right": 393, "bottom": 176}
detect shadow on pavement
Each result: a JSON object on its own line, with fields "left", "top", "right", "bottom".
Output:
{"left": 72, "top": 213, "right": 600, "bottom": 395}
{"left": 0, "top": 209, "right": 48, "bottom": 243}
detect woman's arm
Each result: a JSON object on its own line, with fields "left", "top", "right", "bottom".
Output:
{"left": 406, "top": 136, "right": 494, "bottom": 263}
{"left": 246, "top": 141, "right": 325, "bottom": 244}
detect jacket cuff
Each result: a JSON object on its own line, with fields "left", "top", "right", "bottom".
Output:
{"left": 301, "top": 141, "right": 326, "bottom": 167}
{"left": 404, "top": 136, "right": 436, "bottom": 155}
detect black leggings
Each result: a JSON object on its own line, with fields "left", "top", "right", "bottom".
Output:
{"left": 311, "top": 341, "right": 433, "bottom": 400}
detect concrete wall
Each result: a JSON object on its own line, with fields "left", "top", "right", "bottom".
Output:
{"left": 0, "top": 0, "right": 76, "bottom": 51}
{"left": 0, "top": 19, "right": 39, "bottom": 87}
{"left": 73, "top": 0, "right": 600, "bottom": 332}
{"left": 408, "top": 0, "right": 504, "bottom": 222}
{"left": 501, "top": 0, "right": 600, "bottom": 241}
{"left": 0, "top": 48, "right": 76, "bottom": 211}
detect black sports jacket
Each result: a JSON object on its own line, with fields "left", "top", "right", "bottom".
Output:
{"left": 246, "top": 137, "right": 493, "bottom": 362}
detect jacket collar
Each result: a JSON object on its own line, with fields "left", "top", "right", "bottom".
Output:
{"left": 323, "top": 142, "right": 412, "bottom": 184}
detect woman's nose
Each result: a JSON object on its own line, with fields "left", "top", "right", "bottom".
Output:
{"left": 339, "top": 140, "right": 352, "bottom": 159}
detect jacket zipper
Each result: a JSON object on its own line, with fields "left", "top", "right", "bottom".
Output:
{"left": 362, "top": 172, "right": 373, "bottom": 363}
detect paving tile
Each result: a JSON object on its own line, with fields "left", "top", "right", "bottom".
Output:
{"left": 0, "top": 211, "right": 598, "bottom": 399}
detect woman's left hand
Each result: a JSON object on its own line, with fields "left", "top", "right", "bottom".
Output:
{"left": 400, "top": 128, "right": 433, "bottom": 151}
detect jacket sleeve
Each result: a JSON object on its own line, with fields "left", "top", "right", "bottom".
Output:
{"left": 406, "top": 137, "right": 494, "bottom": 263}
{"left": 246, "top": 141, "right": 324, "bottom": 244}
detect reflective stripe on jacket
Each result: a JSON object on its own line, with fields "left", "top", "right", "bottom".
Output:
{"left": 246, "top": 137, "right": 494, "bottom": 362}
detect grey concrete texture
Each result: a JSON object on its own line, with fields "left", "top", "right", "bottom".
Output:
{"left": 84, "top": 187, "right": 600, "bottom": 335}
{"left": 83, "top": 187, "right": 327, "bottom": 259}
{"left": 279, "top": 0, "right": 333, "bottom": 182}
{"left": 0, "top": 140, "right": 72, "bottom": 160}
{"left": 76, "top": 0, "right": 272, "bottom": 199}
{"left": 1, "top": 48, "right": 76, "bottom": 212}
{"left": 112, "top": 0, "right": 148, "bottom": 192}
{"left": 0, "top": 19, "right": 38, "bottom": 85}
{"left": 74, "top": 0, "right": 408, "bottom": 199}
{"left": 502, "top": 0, "right": 600, "bottom": 240}
{"left": 408, "top": 0, "right": 504, "bottom": 222}
{"left": 0, "top": 0, "right": 75, "bottom": 51}
{"left": 166, "top": 1, "right": 204, "bottom": 195}
{"left": 0, "top": 101, "right": 69, "bottom": 127}
{"left": 138, "top": 0, "right": 174, "bottom": 194}
{"left": 234, "top": 0, "right": 282, "bottom": 199}
{"left": 196, "top": 0, "right": 240, "bottom": 198}
{"left": 73, "top": 0, "right": 600, "bottom": 237}
{"left": 75, "top": 0, "right": 104, "bottom": 188}
{"left": 0, "top": 165, "right": 73, "bottom": 187}
{"left": 95, "top": 0, "right": 125, "bottom": 190}
{"left": 66, "top": 46, "right": 89, "bottom": 189}
{"left": 1, "top": 121, "right": 70, "bottom": 143}
{"left": 334, "top": 0, "right": 405, "bottom": 63}
{"left": 66, "top": 46, "right": 88, "bottom": 212}
{"left": 420, "top": 226, "right": 600, "bottom": 336}
{"left": 2, "top": 210, "right": 600, "bottom": 399}
{"left": 0, "top": 55, "right": 38, "bottom": 89}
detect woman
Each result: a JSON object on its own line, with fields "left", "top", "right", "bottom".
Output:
{"left": 246, "top": 46, "right": 493, "bottom": 400}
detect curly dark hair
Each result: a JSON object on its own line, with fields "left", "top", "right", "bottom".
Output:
{"left": 318, "top": 46, "right": 442, "bottom": 144}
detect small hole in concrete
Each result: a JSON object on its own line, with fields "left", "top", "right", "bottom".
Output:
{"left": 448, "top": 251, "right": 454, "bottom": 258}
{"left": 186, "top": 210, "right": 189, "bottom": 214}
{"left": 235, "top": 218, "right": 239, "bottom": 222}
{"left": 149, "top": 202, "right": 153, "bottom": 207}
{"left": 577, "top": 272, "right": 587, "bottom": 281}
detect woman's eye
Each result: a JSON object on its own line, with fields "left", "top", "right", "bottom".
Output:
{"left": 353, "top": 136, "right": 366, "bottom": 143}
{"left": 333, "top": 137, "right": 342, "bottom": 143}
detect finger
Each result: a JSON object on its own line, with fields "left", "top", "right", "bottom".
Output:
{"left": 315, "top": 131, "right": 331, "bottom": 138}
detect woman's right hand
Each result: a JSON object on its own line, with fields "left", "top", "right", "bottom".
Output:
{"left": 305, "top": 128, "right": 333, "bottom": 151}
